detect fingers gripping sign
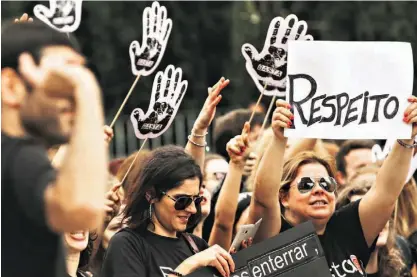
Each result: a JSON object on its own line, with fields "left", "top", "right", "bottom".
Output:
{"left": 129, "top": 1, "right": 172, "bottom": 77}
{"left": 34, "top": 0, "right": 83, "bottom": 33}
{"left": 130, "top": 65, "right": 188, "bottom": 139}
{"left": 242, "top": 14, "right": 313, "bottom": 97}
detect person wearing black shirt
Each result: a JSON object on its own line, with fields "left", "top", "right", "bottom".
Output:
{"left": 1, "top": 17, "right": 108, "bottom": 277}
{"left": 101, "top": 146, "right": 235, "bottom": 277}
{"left": 245, "top": 99, "right": 417, "bottom": 277}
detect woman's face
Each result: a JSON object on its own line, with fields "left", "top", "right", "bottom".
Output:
{"left": 63, "top": 230, "right": 89, "bottom": 253}
{"left": 204, "top": 158, "right": 228, "bottom": 195}
{"left": 200, "top": 185, "right": 212, "bottom": 219}
{"left": 282, "top": 163, "right": 336, "bottom": 224}
{"left": 153, "top": 177, "right": 201, "bottom": 235}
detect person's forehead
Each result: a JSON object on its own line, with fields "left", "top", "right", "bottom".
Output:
{"left": 345, "top": 148, "right": 372, "bottom": 166}
{"left": 168, "top": 177, "right": 200, "bottom": 195}
{"left": 297, "top": 163, "right": 329, "bottom": 177}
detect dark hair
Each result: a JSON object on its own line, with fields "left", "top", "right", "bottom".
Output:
{"left": 123, "top": 145, "right": 203, "bottom": 233}
{"left": 335, "top": 140, "right": 375, "bottom": 176}
{"left": 213, "top": 109, "right": 265, "bottom": 159}
{"left": 233, "top": 193, "right": 252, "bottom": 234}
{"left": 1, "top": 20, "right": 80, "bottom": 71}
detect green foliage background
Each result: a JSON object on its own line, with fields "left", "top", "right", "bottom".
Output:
{"left": 2, "top": 1, "right": 417, "bottom": 117}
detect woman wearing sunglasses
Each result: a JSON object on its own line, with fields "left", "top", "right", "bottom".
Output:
{"left": 101, "top": 146, "right": 235, "bottom": 277}
{"left": 246, "top": 97, "right": 417, "bottom": 277}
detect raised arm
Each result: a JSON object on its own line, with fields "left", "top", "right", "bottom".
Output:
{"left": 247, "top": 100, "right": 293, "bottom": 242}
{"left": 185, "top": 77, "right": 229, "bottom": 169}
{"left": 359, "top": 96, "right": 417, "bottom": 246}
{"left": 19, "top": 53, "right": 108, "bottom": 232}
{"left": 209, "top": 123, "right": 250, "bottom": 249}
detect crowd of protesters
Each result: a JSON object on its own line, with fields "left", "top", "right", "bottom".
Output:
{"left": 2, "top": 13, "right": 417, "bottom": 277}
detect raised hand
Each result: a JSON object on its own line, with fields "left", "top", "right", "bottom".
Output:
{"left": 226, "top": 122, "right": 250, "bottom": 167}
{"left": 34, "top": 0, "right": 83, "bottom": 33}
{"left": 192, "top": 77, "right": 229, "bottom": 132}
{"left": 242, "top": 14, "right": 313, "bottom": 97}
{"left": 130, "top": 65, "right": 187, "bottom": 139}
{"left": 129, "top": 1, "right": 172, "bottom": 77}
{"left": 404, "top": 96, "right": 417, "bottom": 138}
{"left": 14, "top": 13, "right": 34, "bottom": 23}
{"left": 271, "top": 99, "right": 293, "bottom": 140}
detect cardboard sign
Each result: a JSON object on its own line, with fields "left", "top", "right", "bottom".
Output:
{"left": 372, "top": 138, "right": 417, "bottom": 182}
{"left": 242, "top": 14, "right": 313, "bottom": 97}
{"left": 130, "top": 65, "right": 187, "bottom": 139}
{"left": 129, "top": 1, "right": 173, "bottom": 77}
{"left": 284, "top": 41, "right": 414, "bottom": 140}
{"left": 186, "top": 221, "right": 331, "bottom": 277}
{"left": 34, "top": 0, "right": 83, "bottom": 33}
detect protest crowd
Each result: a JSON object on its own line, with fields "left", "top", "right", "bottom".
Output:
{"left": 2, "top": 5, "right": 417, "bottom": 277}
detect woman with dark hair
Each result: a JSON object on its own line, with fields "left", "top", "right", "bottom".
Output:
{"left": 246, "top": 97, "right": 417, "bottom": 276}
{"left": 101, "top": 146, "right": 235, "bottom": 277}
{"left": 64, "top": 231, "right": 95, "bottom": 277}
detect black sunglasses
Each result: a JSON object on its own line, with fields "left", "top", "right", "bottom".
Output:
{"left": 296, "top": 177, "right": 337, "bottom": 194}
{"left": 161, "top": 191, "right": 203, "bottom": 211}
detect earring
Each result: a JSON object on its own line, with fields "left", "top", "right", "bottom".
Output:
{"left": 148, "top": 203, "right": 153, "bottom": 220}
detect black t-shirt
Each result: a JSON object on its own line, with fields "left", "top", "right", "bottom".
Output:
{"left": 281, "top": 200, "right": 376, "bottom": 277}
{"left": 1, "top": 133, "right": 66, "bottom": 277}
{"left": 101, "top": 228, "right": 209, "bottom": 277}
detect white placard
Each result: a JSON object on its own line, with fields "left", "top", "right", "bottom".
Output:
{"left": 130, "top": 65, "right": 187, "bottom": 139}
{"left": 129, "top": 1, "right": 172, "bottom": 77}
{"left": 34, "top": 0, "right": 83, "bottom": 33}
{"left": 242, "top": 14, "right": 313, "bottom": 97}
{"left": 284, "top": 41, "right": 413, "bottom": 140}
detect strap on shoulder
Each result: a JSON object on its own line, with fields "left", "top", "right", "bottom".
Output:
{"left": 182, "top": 233, "right": 200, "bottom": 254}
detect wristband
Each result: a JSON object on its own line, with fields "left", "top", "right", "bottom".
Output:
{"left": 187, "top": 135, "right": 207, "bottom": 147}
{"left": 191, "top": 130, "right": 208, "bottom": 137}
{"left": 397, "top": 139, "right": 417, "bottom": 149}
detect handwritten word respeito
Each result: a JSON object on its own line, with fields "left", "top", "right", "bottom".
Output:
{"left": 288, "top": 74, "right": 399, "bottom": 127}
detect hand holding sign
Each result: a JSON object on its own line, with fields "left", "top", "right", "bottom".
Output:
{"left": 226, "top": 122, "right": 250, "bottom": 167}
{"left": 178, "top": 244, "right": 235, "bottom": 277}
{"left": 272, "top": 99, "right": 293, "bottom": 140}
{"left": 130, "top": 65, "right": 187, "bottom": 139}
{"left": 34, "top": 0, "right": 83, "bottom": 33}
{"left": 129, "top": 1, "right": 172, "bottom": 76}
{"left": 242, "top": 14, "right": 313, "bottom": 97}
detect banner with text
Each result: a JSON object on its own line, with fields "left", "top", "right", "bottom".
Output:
{"left": 284, "top": 41, "right": 413, "bottom": 140}
{"left": 186, "top": 221, "right": 331, "bottom": 277}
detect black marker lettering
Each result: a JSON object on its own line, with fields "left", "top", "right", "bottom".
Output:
{"left": 308, "top": 94, "right": 326, "bottom": 126}
{"left": 369, "top": 94, "right": 389, "bottom": 122}
{"left": 383, "top": 96, "right": 399, "bottom": 119}
{"left": 288, "top": 74, "right": 318, "bottom": 125}
{"left": 343, "top": 93, "right": 363, "bottom": 127}
{"left": 320, "top": 95, "right": 337, "bottom": 123}
{"left": 335, "top": 93, "right": 349, "bottom": 126}
{"left": 359, "top": 91, "right": 370, "bottom": 125}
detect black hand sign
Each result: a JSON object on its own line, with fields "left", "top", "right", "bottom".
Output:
{"left": 242, "top": 14, "right": 313, "bottom": 97}
{"left": 34, "top": 0, "right": 82, "bottom": 33}
{"left": 129, "top": 1, "right": 172, "bottom": 77}
{"left": 130, "top": 65, "right": 188, "bottom": 139}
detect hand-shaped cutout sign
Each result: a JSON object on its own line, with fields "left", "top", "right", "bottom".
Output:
{"left": 34, "top": 0, "right": 83, "bottom": 33}
{"left": 130, "top": 65, "right": 187, "bottom": 139}
{"left": 372, "top": 139, "right": 417, "bottom": 183}
{"left": 242, "top": 14, "right": 313, "bottom": 97}
{"left": 129, "top": 1, "right": 172, "bottom": 77}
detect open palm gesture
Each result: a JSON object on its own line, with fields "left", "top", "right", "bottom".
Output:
{"left": 129, "top": 1, "right": 172, "bottom": 77}
{"left": 242, "top": 14, "right": 313, "bottom": 97}
{"left": 130, "top": 65, "right": 187, "bottom": 139}
{"left": 34, "top": 0, "right": 83, "bottom": 33}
